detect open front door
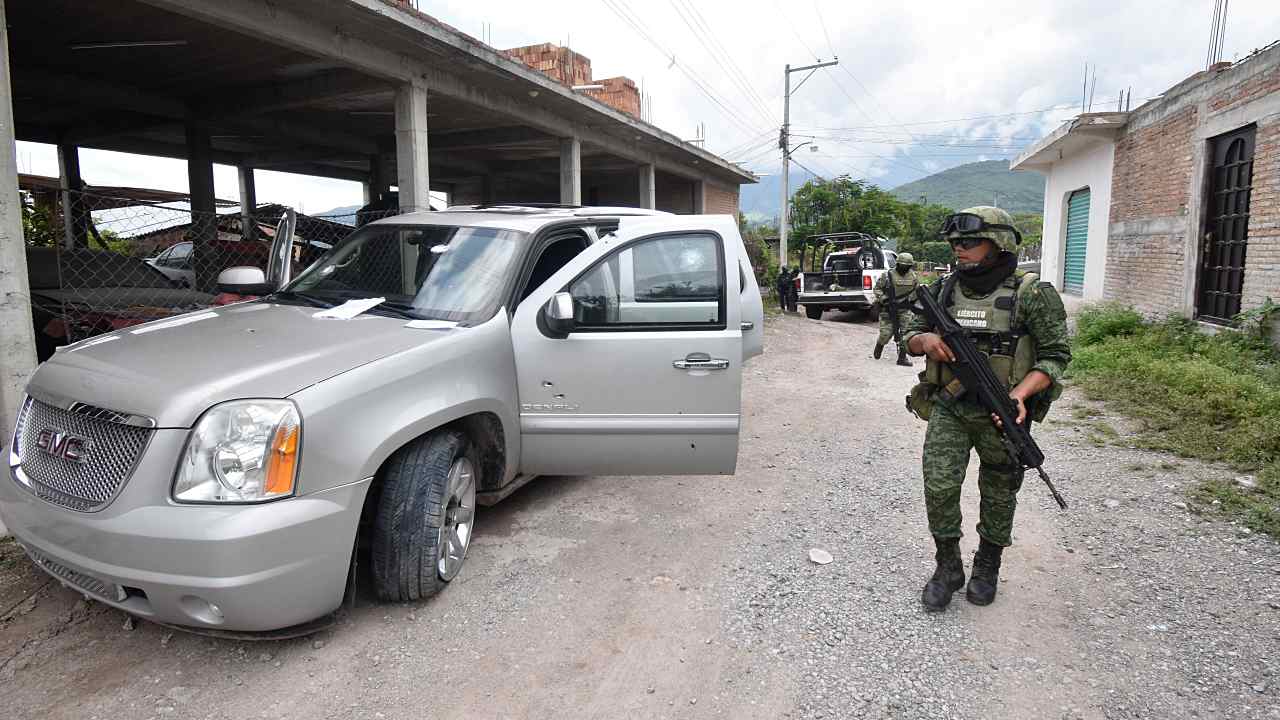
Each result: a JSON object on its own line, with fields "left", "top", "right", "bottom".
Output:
{"left": 510, "top": 216, "right": 745, "bottom": 477}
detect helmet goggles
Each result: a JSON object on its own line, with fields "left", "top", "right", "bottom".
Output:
{"left": 939, "top": 212, "right": 1023, "bottom": 245}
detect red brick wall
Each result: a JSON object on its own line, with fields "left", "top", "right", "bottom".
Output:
{"left": 1209, "top": 64, "right": 1280, "bottom": 113}
{"left": 704, "top": 181, "right": 739, "bottom": 216}
{"left": 1105, "top": 48, "right": 1280, "bottom": 319}
{"left": 1105, "top": 107, "right": 1199, "bottom": 315}
{"left": 1242, "top": 121, "right": 1280, "bottom": 312}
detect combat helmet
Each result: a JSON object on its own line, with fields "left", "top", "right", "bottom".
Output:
{"left": 896, "top": 252, "right": 915, "bottom": 268}
{"left": 941, "top": 205, "right": 1022, "bottom": 256}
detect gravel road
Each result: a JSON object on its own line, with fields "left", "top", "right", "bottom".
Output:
{"left": 2, "top": 311, "right": 1277, "bottom": 720}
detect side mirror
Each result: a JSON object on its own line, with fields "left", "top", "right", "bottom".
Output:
{"left": 542, "top": 292, "right": 577, "bottom": 338}
{"left": 216, "top": 266, "right": 273, "bottom": 295}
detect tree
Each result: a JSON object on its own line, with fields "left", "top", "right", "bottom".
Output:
{"left": 789, "top": 175, "right": 913, "bottom": 268}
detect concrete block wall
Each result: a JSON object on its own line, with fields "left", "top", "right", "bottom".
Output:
{"left": 1106, "top": 45, "right": 1280, "bottom": 318}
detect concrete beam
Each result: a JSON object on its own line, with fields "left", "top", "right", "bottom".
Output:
{"left": 195, "top": 70, "right": 392, "bottom": 118}
{"left": 638, "top": 163, "right": 656, "bottom": 210}
{"left": 1, "top": 0, "right": 38, "bottom": 529}
{"left": 395, "top": 83, "right": 431, "bottom": 213}
{"left": 430, "top": 126, "right": 553, "bottom": 151}
{"left": 137, "top": 0, "right": 752, "bottom": 186}
{"left": 560, "top": 137, "right": 581, "bottom": 206}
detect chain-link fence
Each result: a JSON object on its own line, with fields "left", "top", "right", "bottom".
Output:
{"left": 19, "top": 187, "right": 398, "bottom": 360}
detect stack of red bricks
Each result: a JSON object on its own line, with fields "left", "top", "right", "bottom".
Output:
{"left": 502, "top": 43, "right": 593, "bottom": 88}
{"left": 503, "top": 43, "right": 642, "bottom": 119}
{"left": 582, "top": 77, "right": 640, "bottom": 118}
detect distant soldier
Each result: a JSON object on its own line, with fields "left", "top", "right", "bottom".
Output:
{"left": 776, "top": 266, "right": 792, "bottom": 311}
{"left": 786, "top": 268, "right": 800, "bottom": 312}
{"left": 903, "top": 206, "right": 1071, "bottom": 612}
{"left": 872, "top": 252, "right": 919, "bottom": 366}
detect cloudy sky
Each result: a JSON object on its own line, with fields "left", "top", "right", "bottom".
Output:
{"left": 15, "top": 0, "right": 1280, "bottom": 211}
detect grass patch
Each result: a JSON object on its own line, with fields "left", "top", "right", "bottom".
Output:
{"left": 1069, "top": 303, "right": 1280, "bottom": 537}
{"left": 1071, "top": 405, "right": 1102, "bottom": 420}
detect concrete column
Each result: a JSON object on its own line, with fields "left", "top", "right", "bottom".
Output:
{"left": 481, "top": 174, "right": 495, "bottom": 205}
{"left": 693, "top": 180, "right": 707, "bottom": 214}
{"left": 366, "top": 152, "right": 391, "bottom": 205}
{"left": 559, "top": 137, "right": 581, "bottom": 206}
{"left": 57, "top": 142, "right": 86, "bottom": 248}
{"left": 638, "top": 163, "right": 656, "bottom": 209}
{"left": 238, "top": 165, "right": 257, "bottom": 241}
{"left": 394, "top": 83, "right": 431, "bottom": 213}
{"left": 185, "top": 121, "right": 217, "bottom": 289}
{"left": 1, "top": 0, "right": 38, "bottom": 534}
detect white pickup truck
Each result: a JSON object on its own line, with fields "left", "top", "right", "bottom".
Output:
{"left": 794, "top": 232, "right": 898, "bottom": 320}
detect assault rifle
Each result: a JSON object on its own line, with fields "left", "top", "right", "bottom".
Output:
{"left": 913, "top": 283, "right": 1068, "bottom": 510}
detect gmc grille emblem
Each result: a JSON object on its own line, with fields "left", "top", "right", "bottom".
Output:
{"left": 35, "top": 428, "right": 93, "bottom": 464}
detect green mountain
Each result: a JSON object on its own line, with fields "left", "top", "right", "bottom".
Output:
{"left": 890, "top": 160, "right": 1044, "bottom": 214}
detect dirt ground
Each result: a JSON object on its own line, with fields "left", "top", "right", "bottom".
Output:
{"left": 1, "top": 309, "right": 1277, "bottom": 720}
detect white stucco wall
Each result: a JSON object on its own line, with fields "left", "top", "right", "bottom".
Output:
{"left": 1037, "top": 141, "right": 1114, "bottom": 300}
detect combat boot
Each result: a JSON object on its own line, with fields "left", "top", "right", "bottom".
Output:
{"left": 921, "top": 536, "right": 965, "bottom": 612}
{"left": 873, "top": 343, "right": 885, "bottom": 359}
{"left": 966, "top": 538, "right": 1004, "bottom": 606}
{"left": 895, "top": 348, "right": 912, "bottom": 367}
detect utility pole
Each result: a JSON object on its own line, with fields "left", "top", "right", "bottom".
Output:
{"left": 780, "top": 58, "right": 838, "bottom": 267}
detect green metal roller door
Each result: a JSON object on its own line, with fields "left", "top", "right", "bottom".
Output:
{"left": 1063, "top": 189, "right": 1090, "bottom": 295}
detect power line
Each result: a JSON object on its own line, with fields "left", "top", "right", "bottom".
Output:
{"left": 671, "top": 0, "right": 778, "bottom": 126}
{"left": 771, "top": 0, "right": 823, "bottom": 61}
{"left": 601, "top": 0, "right": 767, "bottom": 139}
{"left": 813, "top": 1, "right": 837, "bottom": 60}
{"left": 792, "top": 98, "right": 1123, "bottom": 131}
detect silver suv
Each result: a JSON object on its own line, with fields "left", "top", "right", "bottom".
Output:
{"left": 2, "top": 207, "right": 764, "bottom": 633}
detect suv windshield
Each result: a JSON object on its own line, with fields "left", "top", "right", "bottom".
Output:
{"left": 281, "top": 224, "right": 525, "bottom": 323}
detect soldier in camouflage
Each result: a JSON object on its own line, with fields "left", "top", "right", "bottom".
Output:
{"left": 873, "top": 252, "right": 920, "bottom": 366}
{"left": 903, "top": 206, "right": 1071, "bottom": 612}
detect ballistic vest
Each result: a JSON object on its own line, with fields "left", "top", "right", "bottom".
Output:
{"left": 924, "top": 270, "right": 1039, "bottom": 393}
{"left": 882, "top": 269, "right": 919, "bottom": 305}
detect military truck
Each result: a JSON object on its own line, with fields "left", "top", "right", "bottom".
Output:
{"left": 794, "top": 232, "right": 897, "bottom": 320}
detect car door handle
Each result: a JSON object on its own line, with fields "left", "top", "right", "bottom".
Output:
{"left": 740, "top": 321, "right": 755, "bottom": 331}
{"left": 673, "top": 353, "right": 731, "bottom": 371}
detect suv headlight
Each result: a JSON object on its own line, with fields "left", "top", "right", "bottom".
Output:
{"left": 174, "top": 400, "right": 301, "bottom": 503}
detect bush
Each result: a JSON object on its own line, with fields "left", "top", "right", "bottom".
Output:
{"left": 1074, "top": 303, "right": 1144, "bottom": 346}
{"left": 1069, "top": 305, "right": 1280, "bottom": 537}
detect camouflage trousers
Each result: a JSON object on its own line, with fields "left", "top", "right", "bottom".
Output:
{"left": 922, "top": 398, "right": 1025, "bottom": 546}
{"left": 876, "top": 309, "right": 912, "bottom": 346}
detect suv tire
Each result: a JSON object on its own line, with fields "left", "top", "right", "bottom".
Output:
{"left": 805, "top": 305, "right": 823, "bottom": 320}
{"left": 371, "top": 430, "right": 478, "bottom": 602}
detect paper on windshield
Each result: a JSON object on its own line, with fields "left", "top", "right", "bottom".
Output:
{"left": 313, "top": 297, "right": 385, "bottom": 320}
{"left": 404, "top": 319, "right": 458, "bottom": 330}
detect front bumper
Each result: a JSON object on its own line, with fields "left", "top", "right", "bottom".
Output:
{"left": 2, "top": 434, "right": 370, "bottom": 632}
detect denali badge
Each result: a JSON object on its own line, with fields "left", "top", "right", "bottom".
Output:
{"left": 35, "top": 428, "right": 93, "bottom": 464}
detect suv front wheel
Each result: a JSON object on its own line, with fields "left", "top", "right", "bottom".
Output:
{"left": 371, "top": 430, "right": 478, "bottom": 601}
